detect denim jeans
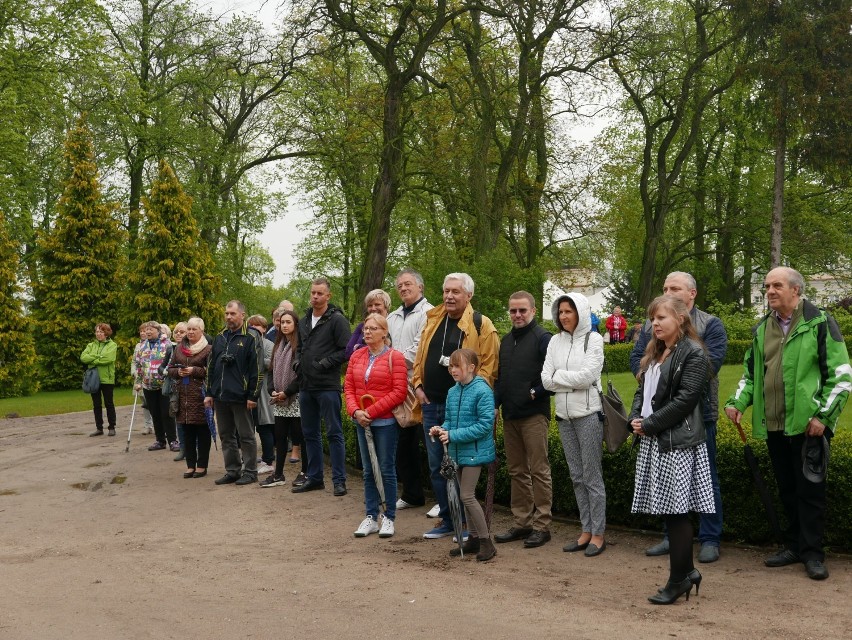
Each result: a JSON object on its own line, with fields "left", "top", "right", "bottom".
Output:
{"left": 422, "top": 402, "right": 451, "bottom": 526}
{"left": 300, "top": 389, "right": 347, "bottom": 485}
{"left": 698, "top": 420, "right": 723, "bottom": 546}
{"left": 356, "top": 421, "right": 399, "bottom": 520}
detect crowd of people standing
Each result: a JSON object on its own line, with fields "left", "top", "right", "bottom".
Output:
{"left": 81, "top": 266, "right": 851, "bottom": 602}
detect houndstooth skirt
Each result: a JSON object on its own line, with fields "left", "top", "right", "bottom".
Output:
{"left": 632, "top": 437, "right": 715, "bottom": 515}
{"left": 273, "top": 394, "right": 300, "bottom": 418}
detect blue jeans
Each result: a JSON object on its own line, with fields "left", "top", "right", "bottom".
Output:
{"left": 422, "top": 402, "right": 451, "bottom": 526}
{"left": 356, "top": 421, "right": 399, "bottom": 520}
{"left": 300, "top": 389, "right": 347, "bottom": 485}
{"left": 698, "top": 420, "right": 723, "bottom": 546}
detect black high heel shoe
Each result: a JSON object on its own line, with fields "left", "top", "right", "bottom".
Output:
{"left": 648, "top": 576, "right": 693, "bottom": 605}
{"left": 657, "top": 569, "right": 702, "bottom": 596}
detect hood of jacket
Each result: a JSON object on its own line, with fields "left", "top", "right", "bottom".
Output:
{"left": 551, "top": 292, "right": 592, "bottom": 337}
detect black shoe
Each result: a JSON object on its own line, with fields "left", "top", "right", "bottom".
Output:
{"left": 107, "top": 428, "right": 116, "bottom": 437}
{"left": 193, "top": 470, "right": 207, "bottom": 478}
{"left": 235, "top": 474, "right": 256, "bottom": 486}
{"left": 450, "top": 537, "right": 481, "bottom": 557}
{"left": 563, "top": 540, "right": 590, "bottom": 553}
{"left": 648, "top": 577, "right": 693, "bottom": 605}
{"left": 333, "top": 482, "right": 347, "bottom": 496}
{"left": 292, "top": 478, "right": 325, "bottom": 493}
{"left": 292, "top": 471, "right": 307, "bottom": 487}
{"left": 183, "top": 470, "right": 196, "bottom": 479}
{"left": 805, "top": 559, "right": 829, "bottom": 580}
{"left": 658, "top": 569, "right": 702, "bottom": 596}
{"left": 494, "top": 527, "right": 533, "bottom": 543}
{"left": 764, "top": 548, "right": 800, "bottom": 567}
{"left": 89, "top": 430, "right": 104, "bottom": 437}
{"left": 214, "top": 474, "right": 239, "bottom": 485}
{"left": 523, "top": 530, "right": 551, "bottom": 548}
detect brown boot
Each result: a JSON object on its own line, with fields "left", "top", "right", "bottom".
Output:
{"left": 450, "top": 537, "right": 480, "bottom": 557}
{"left": 476, "top": 537, "right": 496, "bottom": 562}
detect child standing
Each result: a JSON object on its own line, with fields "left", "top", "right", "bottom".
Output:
{"left": 429, "top": 348, "right": 497, "bottom": 561}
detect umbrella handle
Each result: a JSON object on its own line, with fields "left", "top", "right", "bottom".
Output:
{"left": 734, "top": 419, "right": 748, "bottom": 445}
{"left": 359, "top": 394, "right": 375, "bottom": 411}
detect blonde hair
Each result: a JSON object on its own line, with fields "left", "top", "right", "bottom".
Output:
{"left": 637, "top": 295, "right": 700, "bottom": 378}
{"left": 364, "top": 313, "right": 391, "bottom": 346}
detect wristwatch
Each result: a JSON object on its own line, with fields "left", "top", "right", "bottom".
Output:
{"left": 529, "top": 389, "right": 536, "bottom": 398}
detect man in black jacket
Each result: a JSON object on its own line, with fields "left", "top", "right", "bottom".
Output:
{"left": 493, "top": 291, "right": 554, "bottom": 548}
{"left": 291, "top": 278, "right": 352, "bottom": 496}
{"left": 205, "top": 300, "right": 264, "bottom": 486}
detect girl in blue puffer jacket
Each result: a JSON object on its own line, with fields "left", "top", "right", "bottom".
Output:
{"left": 429, "top": 348, "right": 496, "bottom": 561}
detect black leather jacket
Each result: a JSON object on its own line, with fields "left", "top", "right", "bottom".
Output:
{"left": 629, "top": 337, "right": 710, "bottom": 453}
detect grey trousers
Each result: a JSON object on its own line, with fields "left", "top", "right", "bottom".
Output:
{"left": 216, "top": 401, "right": 257, "bottom": 479}
{"left": 558, "top": 413, "right": 606, "bottom": 535}
{"left": 459, "top": 466, "right": 489, "bottom": 540}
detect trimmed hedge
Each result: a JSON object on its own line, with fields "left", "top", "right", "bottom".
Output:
{"left": 341, "top": 412, "right": 852, "bottom": 551}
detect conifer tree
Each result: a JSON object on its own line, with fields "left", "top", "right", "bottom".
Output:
{"left": 124, "top": 160, "right": 221, "bottom": 334}
{"left": 32, "top": 116, "right": 124, "bottom": 390}
{"left": 0, "top": 211, "right": 39, "bottom": 397}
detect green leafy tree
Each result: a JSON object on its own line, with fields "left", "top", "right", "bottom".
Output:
{"left": 123, "top": 159, "right": 220, "bottom": 333}
{"left": 32, "top": 116, "right": 125, "bottom": 390}
{"left": 0, "top": 210, "right": 38, "bottom": 397}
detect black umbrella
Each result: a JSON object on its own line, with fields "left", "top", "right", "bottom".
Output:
{"left": 359, "top": 394, "right": 387, "bottom": 512}
{"left": 439, "top": 442, "right": 466, "bottom": 558}
{"left": 734, "top": 419, "right": 784, "bottom": 544}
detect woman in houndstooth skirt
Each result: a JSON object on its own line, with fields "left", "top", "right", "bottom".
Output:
{"left": 629, "top": 295, "right": 714, "bottom": 605}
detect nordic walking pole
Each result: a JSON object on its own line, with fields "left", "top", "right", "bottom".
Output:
{"left": 125, "top": 391, "right": 139, "bottom": 452}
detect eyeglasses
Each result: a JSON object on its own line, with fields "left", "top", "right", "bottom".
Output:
{"left": 509, "top": 308, "right": 530, "bottom": 315}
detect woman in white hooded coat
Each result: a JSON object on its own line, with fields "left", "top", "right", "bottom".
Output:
{"left": 541, "top": 292, "right": 607, "bottom": 556}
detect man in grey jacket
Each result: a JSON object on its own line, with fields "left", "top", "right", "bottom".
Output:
{"left": 387, "top": 268, "right": 433, "bottom": 511}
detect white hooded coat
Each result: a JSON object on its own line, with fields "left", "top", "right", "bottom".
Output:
{"left": 541, "top": 292, "right": 604, "bottom": 419}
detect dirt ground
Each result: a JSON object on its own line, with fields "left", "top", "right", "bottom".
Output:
{"left": 0, "top": 406, "right": 850, "bottom": 640}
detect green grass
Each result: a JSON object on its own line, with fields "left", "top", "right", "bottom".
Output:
{"left": 605, "top": 364, "right": 852, "bottom": 432}
{"left": 0, "top": 387, "right": 139, "bottom": 418}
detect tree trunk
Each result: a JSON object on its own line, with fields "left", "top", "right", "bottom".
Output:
{"left": 770, "top": 83, "right": 787, "bottom": 268}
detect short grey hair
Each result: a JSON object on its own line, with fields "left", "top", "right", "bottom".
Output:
{"left": 396, "top": 268, "right": 424, "bottom": 289}
{"left": 364, "top": 288, "right": 392, "bottom": 311}
{"left": 225, "top": 299, "right": 246, "bottom": 313}
{"left": 444, "top": 272, "right": 475, "bottom": 296}
{"left": 781, "top": 267, "right": 806, "bottom": 296}
{"left": 666, "top": 271, "right": 697, "bottom": 291}
{"left": 187, "top": 316, "right": 205, "bottom": 331}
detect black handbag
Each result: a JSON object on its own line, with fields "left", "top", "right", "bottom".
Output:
{"left": 82, "top": 367, "right": 100, "bottom": 394}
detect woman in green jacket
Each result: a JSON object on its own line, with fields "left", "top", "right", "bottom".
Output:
{"left": 80, "top": 323, "right": 118, "bottom": 437}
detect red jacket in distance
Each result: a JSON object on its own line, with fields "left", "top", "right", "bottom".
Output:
{"left": 606, "top": 314, "right": 627, "bottom": 342}
{"left": 344, "top": 347, "right": 408, "bottom": 419}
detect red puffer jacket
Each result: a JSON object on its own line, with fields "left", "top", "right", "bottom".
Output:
{"left": 344, "top": 347, "right": 408, "bottom": 419}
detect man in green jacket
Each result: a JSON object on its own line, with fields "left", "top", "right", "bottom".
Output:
{"left": 725, "top": 267, "right": 851, "bottom": 580}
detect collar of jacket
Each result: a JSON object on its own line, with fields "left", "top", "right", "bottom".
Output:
{"left": 511, "top": 319, "right": 537, "bottom": 341}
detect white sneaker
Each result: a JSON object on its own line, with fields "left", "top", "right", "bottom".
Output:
{"left": 257, "top": 462, "right": 274, "bottom": 475}
{"left": 396, "top": 498, "right": 414, "bottom": 510}
{"left": 379, "top": 516, "right": 395, "bottom": 538}
{"left": 354, "top": 515, "right": 379, "bottom": 537}
{"left": 426, "top": 504, "right": 440, "bottom": 518}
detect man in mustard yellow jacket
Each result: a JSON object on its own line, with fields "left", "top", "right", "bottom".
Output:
{"left": 412, "top": 273, "right": 499, "bottom": 539}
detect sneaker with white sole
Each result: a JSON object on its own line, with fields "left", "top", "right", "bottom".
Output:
{"left": 396, "top": 498, "right": 415, "bottom": 510}
{"left": 257, "top": 462, "right": 275, "bottom": 475}
{"left": 426, "top": 504, "right": 440, "bottom": 518}
{"left": 379, "top": 516, "right": 395, "bottom": 538}
{"left": 260, "top": 475, "right": 286, "bottom": 488}
{"left": 354, "top": 515, "right": 379, "bottom": 537}
{"left": 423, "top": 522, "right": 454, "bottom": 539}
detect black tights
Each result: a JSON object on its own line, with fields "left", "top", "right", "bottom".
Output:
{"left": 665, "top": 513, "right": 694, "bottom": 582}
{"left": 274, "top": 416, "right": 304, "bottom": 478}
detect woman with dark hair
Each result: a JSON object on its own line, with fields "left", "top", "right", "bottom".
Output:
{"left": 263, "top": 310, "right": 305, "bottom": 487}
{"left": 167, "top": 317, "right": 213, "bottom": 478}
{"left": 81, "top": 323, "right": 118, "bottom": 437}
{"left": 542, "top": 292, "right": 607, "bottom": 557}
{"left": 629, "top": 295, "right": 714, "bottom": 604}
